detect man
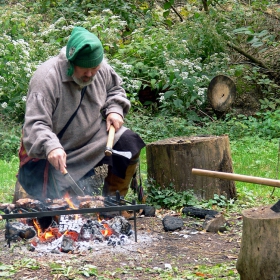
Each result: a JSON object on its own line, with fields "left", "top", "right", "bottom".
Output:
{"left": 15, "top": 26, "right": 145, "bottom": 201}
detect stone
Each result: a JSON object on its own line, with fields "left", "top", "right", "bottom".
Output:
{"left": 162, "top": 216, "right": 184, "bottom": 232}
{"left": 202, "top": 214, "right": 227, "bottom": 233}
{"left": 143, "top": 205, "right": 156, "bottom": 217}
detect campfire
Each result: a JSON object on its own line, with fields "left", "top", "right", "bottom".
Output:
{"left": 1, "top": 192, "right": 145, "bottom": 254}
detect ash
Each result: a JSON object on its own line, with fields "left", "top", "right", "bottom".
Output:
{"left": 28, "top": 215, "right": 154, "bottom": 255}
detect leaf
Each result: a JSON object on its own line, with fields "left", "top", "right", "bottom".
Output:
{"left": 150, "top": 79, "right": 157, "bottom": 88}
{"left": 173, "top": 99, "right": 183, "bottom": 108}
{"left": 164, "top": 90, "right": 175, "bottom": 99}
{"left": 163, "top": 11, "right": 170, "bottom": 18}
{"left": 0, "top": 271, "right": 15, "bottom": 277}
{"left": 252, "top": 41, "right": 263, "bottom": 48}
{"left": 164, "top": 2, "right": 172, "bottom": 9}
{"left": 233, "top": 27, "right": 253, "bottom": 35}
{"left": 257, "top": 29, "right": 269, "bottom": 37}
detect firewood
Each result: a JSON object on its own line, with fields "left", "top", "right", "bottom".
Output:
{"left": 76, "top": 195, "right": 105, "bottom": 202}
{"left": 79, "top": 200, "right": 104, "bottom": 209}
{"left": 15, "top": 198, "right": 44, "bottom": 211}
{"left": 0, "top": 203, "right": 15, "bottom": 210}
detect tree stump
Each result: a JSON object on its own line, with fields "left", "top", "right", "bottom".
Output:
{"left": 236, "top": 205, "right": 280, "bottom": 280}
{"left": 146, "top": 135, "right": 236, "bottom": 200}
{"left": 207, "top": 75, "right": 236, "bottom": 113}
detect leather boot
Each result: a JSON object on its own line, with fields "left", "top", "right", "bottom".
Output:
{"left": 103, "top": 153, "right": 139, "bottom": 197}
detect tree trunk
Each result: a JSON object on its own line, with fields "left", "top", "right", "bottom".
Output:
{"left": 146, "top": 135, "right": 236, "bottom": 200}
{"left": 202, "top": 0, "right": 209, "bottom": 13}
{"left": 236, "top": 205, "right": 280, "bottom": 280}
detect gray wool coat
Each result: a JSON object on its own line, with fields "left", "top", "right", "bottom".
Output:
{"left": 22, "top": 47, "right": 130, "bottom": 184}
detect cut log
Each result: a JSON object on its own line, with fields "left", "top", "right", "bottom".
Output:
{"left": 207, "top": 75, "right": 236, "bottom": 113}
{"left": 182, "top": 206, "right": 219, "bottom": 219}
{"left": 236, "top": 205, "right": 280, "bottom": 279}
{"left": 146, "top": 135, "right": 236, "bottom": 200}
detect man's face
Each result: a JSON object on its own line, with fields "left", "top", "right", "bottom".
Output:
{"left": 72, "top": 64, "right": 101, "bottom": 86}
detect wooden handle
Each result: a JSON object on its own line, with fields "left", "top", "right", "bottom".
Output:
{"left": 105, "top": 125, "right": 115, "bottom": 156}
{"left": 61, "top": 167, "right": 68, "bottom": 175}
{"left": 192, "top": 168, "right": 280, "bottom": 188}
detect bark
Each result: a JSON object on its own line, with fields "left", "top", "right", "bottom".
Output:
{"left": 146, "top": 135, "right": 237, "bottom": 200}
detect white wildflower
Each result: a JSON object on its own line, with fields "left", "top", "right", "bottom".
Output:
{"left": 159, "top": 95, "right": 165, "bottom": 102}
{"left": 180, "top": 72, "right": 188, "bottom": 80}
{"left": 168, "top": 60, "right": 177, "bottom": 67}
{"left": 102, "top": 9, "right": 112, "bottom": 14}
{"left": 1, "top": 102, "right": 8, "bottom": 109}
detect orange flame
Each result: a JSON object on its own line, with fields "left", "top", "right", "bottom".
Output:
{"left": 65, "top": 230, "right": 79, "bottom": 241}
{"left": 33, "top": 219, "right": 43, "bottom": 237}
{"left": 33, "top": 219, "right": 62, "bottom": 242}
{"left": 101, "top": 223, "right": 113, "bottom": 237}
{"left": 64, "top": 193, "right": 77, "bottom": 209}
{"left": 64, "top": 193, "right": 79, "bottom": 220}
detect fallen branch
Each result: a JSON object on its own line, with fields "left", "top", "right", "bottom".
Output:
{"left": 227, "top": 41, "right": 268, "bottom": 69}
{"left": 170, "top": 4, "right": 183, "bottom": 22}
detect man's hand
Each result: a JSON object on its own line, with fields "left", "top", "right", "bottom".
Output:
{"left": 47, "top": 148, "right": 67, "bottom": 173}
{"left": 106, "top": 112, "right": 124, "bottom": 132}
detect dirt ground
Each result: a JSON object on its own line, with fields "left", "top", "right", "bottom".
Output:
{"left": 0, "top": 210, "right": 242, "bottom": 279}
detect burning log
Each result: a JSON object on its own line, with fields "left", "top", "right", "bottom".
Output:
{"left": 5, "top": 221, "right": 36, "bottom": 241}
{"left": 79, "top": 200, "right": 104, "bottom": 209}
{"left": 15, "top": 198, "right": 45, "bottom": 211}
{"left": 0, "top": 203, "right": 15, "bottom": 212}
{"left": 1, "top": 191, "right": 145, "bottom": 251}
{"left": 47, "top": 204, "right": 69, "bottom": 211}
{"left": 76, "top": 195, "right": 104, "bottom": 203}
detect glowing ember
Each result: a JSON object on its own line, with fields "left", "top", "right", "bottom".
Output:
{"left": 101, "top": 223, "right": 114, "bottom": 237}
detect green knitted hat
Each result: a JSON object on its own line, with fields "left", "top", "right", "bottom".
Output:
{"left": 66, "top": 27, "right": 104, "bottom": 76}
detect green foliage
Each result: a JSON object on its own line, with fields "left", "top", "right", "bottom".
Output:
{"left": 202, "top": 194, "right": 235, "bottom": 209}
{"left": 126, "top": 107, "right": 280, "bottom": 146}
{"left": 0, "top": 257, "right": 40, "bottom": 277}
{"left": 111, "top": 11, "right": 231, "bottom": 118}
{"left": 146, "top": 179, "right": 197, "bottom": 210}
{"left": 233, "top": 26, "right": 276, "bottom": 49}
{"left": 1, "top": 0, "right": 279, "bottom": 125}
{"left": 223, "top": 110, "right": 280, "bottom": 140}
{"left": 0, "top": 119, "right": 21, "bottom": 160}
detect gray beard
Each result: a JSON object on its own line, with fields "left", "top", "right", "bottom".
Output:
{"left": 72, "top": 75, "right": 97, "bottom": 88}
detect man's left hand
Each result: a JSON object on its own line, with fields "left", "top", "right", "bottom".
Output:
{"left": 106, "top": 113, "right": 124, "bottom": 132}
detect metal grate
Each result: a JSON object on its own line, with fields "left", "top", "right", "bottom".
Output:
{"left": 1, "top": 191, "right": 145, "bottom": 245}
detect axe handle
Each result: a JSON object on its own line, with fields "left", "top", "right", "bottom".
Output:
{"left": 192, "top": 168, "right": 280, "bottom": 188}
{"left": 105, "top": 125, "right": 115, "bottom": 156}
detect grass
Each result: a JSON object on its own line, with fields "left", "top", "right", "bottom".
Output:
{"left": 0, "top": 155, "right": 18, "bottom": 203}
{"left": 1, "top": 136, "right": 280, "bottom": 204}
{"left": 230, "top": 137, "right": 280, "bottom": 204}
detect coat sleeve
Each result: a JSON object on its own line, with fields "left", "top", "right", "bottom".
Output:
{"left": 22, "top": 91, "right": 63, "bottom": 159}
{"left": 101, "top": 62, "right": 131, "bottom": 118}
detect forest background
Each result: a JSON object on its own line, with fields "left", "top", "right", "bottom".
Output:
{"left": 1, "top": 0, "right": 280, "bottom": 203}
{"left": 0, "top": 1, "right": 280, "bottom": 278}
